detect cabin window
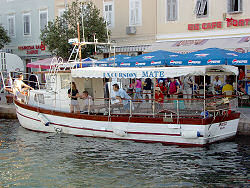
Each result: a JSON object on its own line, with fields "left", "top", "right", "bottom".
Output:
{"left": 195, "top": 0, "right": 208, "bottom": 17}
{"left": 60, "top": 74, "right": 70, "bottom": 89}
{"left": 34, "top": 94, "right": 44, "bottom": 104}
{"left": 228, "top": 0, "right": 242, "bottom": 13}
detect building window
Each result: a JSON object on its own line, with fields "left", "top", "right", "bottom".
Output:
{"left": 7, "top": 15, "right": 15, "bottom": 37}
{"left": 23, "top": 13, "right": 31, "bottom": 36}
{"left": 228, "top": 0, "right": 242, "bottom": 13}
{"left": 39, "top": 9, "right": 48, "bottom": 32}
{"left": 103, "top": 1, "right": 114, "bottom": 27}
{"left": 166, "top": 0, "right": 178, "bottom": 21}
{"left": 129, "top": 0, "right": 142, "bottom": 26}
{"left": 195, "top": 0, "right": 208, "bottom": 17}
{"left": 58, "top": 8, "right": 65, "bottom": 17}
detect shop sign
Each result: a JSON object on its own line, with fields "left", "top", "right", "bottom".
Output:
{"left": 173, "top": 39, "right": 208, "bottom": 47}
{"left": 188, "top": 18, "right": 250, "bottom": 31}
{"left": 18, "top": 42, "right": 46, "bottom": 55}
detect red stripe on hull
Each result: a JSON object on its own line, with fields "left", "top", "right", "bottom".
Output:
{"left": 16, "top": 110, "right": 182, "bottom": 137}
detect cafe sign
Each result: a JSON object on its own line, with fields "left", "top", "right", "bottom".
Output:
{"left": 188, "top": 17, "right": 250, "bottom": 31}
{"left": 18, "top": 42, "right": 46, "bottom": 55}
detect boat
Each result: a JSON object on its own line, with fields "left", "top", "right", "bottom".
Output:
{"left": 10, "top": 61, "right": 240, "bottom": 146}
{"left": 3, "top": 22, "right": 241, "bottom": 146}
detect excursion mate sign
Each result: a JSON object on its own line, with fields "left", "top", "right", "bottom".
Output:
{"left": 188, "top": 17, "right": 250, "bottom": 31}
{"left": 103, "top": 71, "right": 166, "bottom": 78}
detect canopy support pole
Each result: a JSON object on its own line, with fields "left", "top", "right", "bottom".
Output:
{"left": 113, "top": 46, "right": 116, "bottom": 67}
{"left": 192, "top": 76, "right": 194, "bottom": 97}
{"left": 203, "top": 75, "right": 206, "bottom": 119}
{"left": 153, "top": 78, "right": 156, "bottom": 117}
{"left": 235, "top": 75, "right": 238, "bottom": 108}
{"left": 108, "top": 81, "right": 111, "bottom": 117}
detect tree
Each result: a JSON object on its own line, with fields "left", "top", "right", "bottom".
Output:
{"left": 0, "top": 25, "right": 11, "bottom": 49}
{"left": 41, "top": 1, "right": 110, "bottom": 59}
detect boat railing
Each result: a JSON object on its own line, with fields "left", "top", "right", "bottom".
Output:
{"left": 13, "top": 89, "right": 238, "bottom": 119}
{"left": 0, "top": 71, "right": 41, "bottom": 93}
{"left": 74, "top": 96, "right": 238, "bottom": 119}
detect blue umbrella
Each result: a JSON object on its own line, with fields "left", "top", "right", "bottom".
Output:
{"left": 173, "top": 48, "right": 242, "bottom": 66}
{"left": 97, "top": 55, "right": 132, "bottom": 67}
{"left": 126, "top": 50, "right": 182, "bottom": 67}
{"left": 75, "top": 57, "right": 97, "bottom": 68}
{"left": 227, "top": 52, "right": 250, "bottom": 65}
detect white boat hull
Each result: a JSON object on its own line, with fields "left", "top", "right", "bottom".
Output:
{"left": 15, "top": 102, "right": 240, "bottom": 146}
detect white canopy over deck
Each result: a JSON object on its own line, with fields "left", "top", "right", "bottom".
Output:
{"left": 71, "top": 65, "right": 238, "bottom": 79}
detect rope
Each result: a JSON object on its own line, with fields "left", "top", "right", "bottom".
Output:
{"left": 240, "top": 112, "right": 250, "bottom": 120}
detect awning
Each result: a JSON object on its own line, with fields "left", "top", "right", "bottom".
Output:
{"left": 101, "top": 45, "right": 151, "bottom": 53}
{"left": 71, "top": 65, "right": 238, "bottom": 79}
{"left": 148, "top": 36, "right": 250, "bottom": 54}
{"left": 26, "top": 57, "right": 54, "bottom": 69}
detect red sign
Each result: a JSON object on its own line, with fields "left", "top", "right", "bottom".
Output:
{"left": 18, "top": 42, "right": 46, "bottom": 54}
{"left": 173, "top": 39, "right": 208, "bottom": 47}
{"left": 226, "top": 18, "right": 250, "bottom": 27}
{"left": 188, "top": 18, "right": 250, "bottom": 31}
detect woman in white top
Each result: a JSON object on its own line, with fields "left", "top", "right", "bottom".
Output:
{"left": 14, "top": 74, "right": 33, "bottom": 94}
{"left": 14, "top": 74, "right": 33, "bottom": 102}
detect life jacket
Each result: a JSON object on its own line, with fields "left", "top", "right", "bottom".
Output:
{"left": 169, "top": 81, "right": 177, "bottom": 94}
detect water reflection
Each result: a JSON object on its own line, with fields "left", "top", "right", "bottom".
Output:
{"left": 0, "top": 120, "right": 249, "bottom": 187}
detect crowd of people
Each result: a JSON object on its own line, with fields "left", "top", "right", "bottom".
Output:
{"left": 9, "top": 69, "right": 248, "bottom": 114}
{"left": 122, "top": 73, "right": 247, "bottom": 105}
{"left": 67, "top": 70, "right": 247, "bottom": 113}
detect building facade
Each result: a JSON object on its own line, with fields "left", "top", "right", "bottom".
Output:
{"left": 153, "top": 0, "right": 250, "bottom": 53}
{"left": 84, "top": 0, "right": 249, "bottom": 55}
{"left": 1, "top": 0, "right": 249, "bottom": 61}
{"left": 0, "top": 0, "right": 54, "bottom": 71}
{"left": 54, "top": 0, "right": 157, "bottom": 56}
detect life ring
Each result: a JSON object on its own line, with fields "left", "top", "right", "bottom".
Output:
{"left": 21, "top": 91, "right": 28, "bottom": 96}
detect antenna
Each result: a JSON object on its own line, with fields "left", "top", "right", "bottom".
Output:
{"left": 81, "top": 2, "right": 85, "bottom": 42}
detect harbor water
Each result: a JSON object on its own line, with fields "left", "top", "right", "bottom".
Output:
{"left": 0, "top": 119, "right": 249, "bottom": 187}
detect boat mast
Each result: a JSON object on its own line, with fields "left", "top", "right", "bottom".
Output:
{"left": 77, "top": 22, "right": 82, "bottom": 64}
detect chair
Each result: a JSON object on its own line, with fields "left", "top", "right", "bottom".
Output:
{"left": 237, "top": 91, "right": 249, "bottom": 107}
{"left": 223, "top": 90, "right": 233, "bottom": 97}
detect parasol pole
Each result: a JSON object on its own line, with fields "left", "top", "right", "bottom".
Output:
{"left": 203, "top": 75, "right": 206, "bottom": 119}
